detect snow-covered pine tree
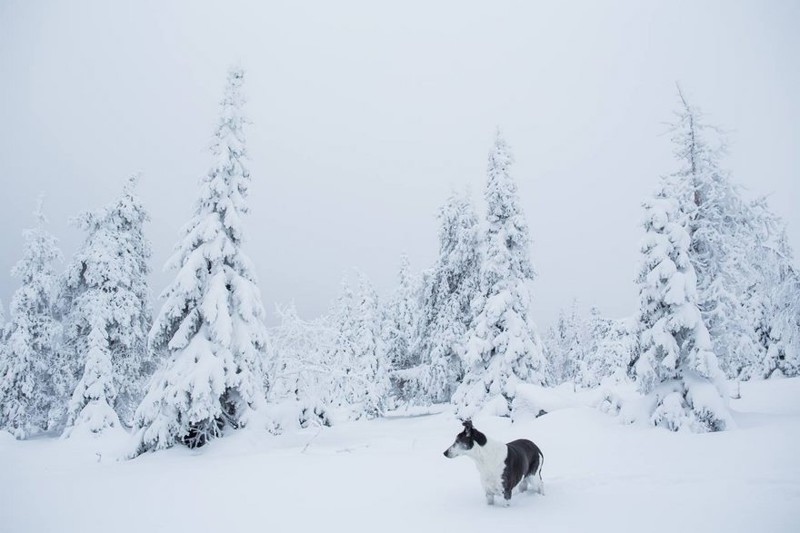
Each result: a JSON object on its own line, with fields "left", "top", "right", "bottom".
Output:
{"left": 546, "top": 302, "right": 589, "bottom": 386}
{"left": 587, "top": 307, "right": 610, "bottom": 348}
{"left": 351, "top": 272, "right": 390, "bottom": 419}
{"left": 571, "top": 306, "right": 620, "bottom": 388}
{"left": 576, "top": 306, "right": 611, "bottom": 387}
{"left": 568, "top": 303, "right": 599, "bottom": 389}
{"left": 453, "top": 131, "right": 546, "bottom": 419}
{"left": 737, "top": 196, "right": 800, "bottom": 380}
{"left": 383, "top": 254, "right": 420, "bottom": 405}
{"left": 741, "top": 198, "right": 781, "bottom": 373}
{"left": 266, "top": 304, "right": 333, "bottom": 430}
{"left": 327, "top": 277, "right": 359, "bottom": 411}
{"left": 544, "top": 309, "right": 569, "bottom": 385}
{"left": 411, "top": 191, "right": 481, "bottom": 405}
{"left": 59, "top": 176, "right": 153, "bottom": 434}
{"left": 540, "top": 324, "right": 559, "bottom": 385}
{"left": 0, "top": 199, "right": 62, "bottom": 438}
{"left": 129, "top": 67, "right": 269, "bottom": 455}
{"left": 64, "top": 310, "right": 121, "bottom": 437}
{"left": 591, "top": 317, "right": 637, "bottom": 385}
{"left": 632, "top": 178, "right": 733, "bottom": 432}
{"left": 668, "top": 88, "right": 762, "bottom": 379}
{"left": 760, "top": 229, "right": 800, "bottom": 378}
{"left": 110, "top": 176, "right": 153, "bottom": 420}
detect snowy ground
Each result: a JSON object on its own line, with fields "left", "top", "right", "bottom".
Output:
{"left": 2, "top": 378, "right": 799, "bottom": 533}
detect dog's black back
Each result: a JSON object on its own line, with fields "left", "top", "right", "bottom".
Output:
{"left": 503, "top": 439, "right": 543, "bottom": 498}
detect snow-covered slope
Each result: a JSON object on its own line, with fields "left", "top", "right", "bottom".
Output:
{"left": 1, "top": 378, "right": 799, "bottom": 532}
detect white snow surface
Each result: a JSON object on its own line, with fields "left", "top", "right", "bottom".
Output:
{"left": 1, "top": 378, "right": 799, "bottom": 532}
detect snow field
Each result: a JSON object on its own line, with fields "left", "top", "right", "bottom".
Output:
{"left": 2, "top": 378, "right": 798, "bottom": 533}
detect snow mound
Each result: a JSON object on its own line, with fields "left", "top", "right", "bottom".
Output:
{"left": 513, "top": 383, "right": 605, "bottom": 420}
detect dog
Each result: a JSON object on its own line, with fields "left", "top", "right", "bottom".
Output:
{"left": 443, "top": 420, "right": 544, "bottom": 506}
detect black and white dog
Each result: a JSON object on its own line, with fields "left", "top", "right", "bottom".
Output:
{"left": 443, "top": 420, "right": 544, "bottom": 506}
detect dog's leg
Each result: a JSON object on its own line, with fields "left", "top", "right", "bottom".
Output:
{"left": 501, "top": 490, "right": 512, "bottom": 507}
{"left": 485, "top": 492, "right": 495, "bottom": 506}
{"left": 533, "top": 475, "right": 545, "bottom": 495}
{"left": 519, "top": 477, "right": 529, "bottom": 493}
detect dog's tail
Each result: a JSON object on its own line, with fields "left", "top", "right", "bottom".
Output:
{"left": 538, "top": 449, "right": 544, "bottom": 480}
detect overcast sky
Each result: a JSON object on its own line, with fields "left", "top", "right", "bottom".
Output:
{"left": 1, "top": 0, "right": 798, "bottom": 328}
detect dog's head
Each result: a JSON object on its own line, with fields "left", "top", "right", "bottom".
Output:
{"left": 443, "top": 420, "right": 488, "bottom": 458}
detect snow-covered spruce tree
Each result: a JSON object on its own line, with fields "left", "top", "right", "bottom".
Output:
{"left": 350, "top": 272, "right": 390, "bottom": 419}
{"left": 410, "top": 191, "right": 481, "bottom": 405}
{"left": 586, "top": 316, "right": 637, "bottom": 387}
{"left": 109, "top": 176, "right": 153, "bottom": 420}
{"left": 587, "top": 307, "right": 611, "bottom": 348}
{"left": 738, "top": 199, "right": 800, "bottom": 379}
{"left": 742, "top": 199, "right": 782, "bottom": 372}
{"left": 546, "top": 302, "right": 589, "bottom": 386}
{"left": 631, "top": 179, "right": 732, "bottom": 432}
{"left": 575, "top": 306, "right": 610, "bottom": 388}
{"left": 668, "top": 88, "right": 762, "bottom": 379}
{"left": 453, "top": 131, "right": 546, "bottom": 419}
{"left": 543, "top": 309, "right": 568, "bottom": 385}
{"left": 572, "top": 306, "right": 628, "bottom": 388}
{"left": 760, "top": 229, "right": 800, "bottom": 378}
{"left": 64, "top": 310, "right": 121, "bottom": 437}
{"left": 326, "top": 278, "right": 358, "bottom": 411}
{"left": 266, "top": 304, "right": 333, "bottom": 429}
{"left": 540, "top": 325, "right": 559, "bottom": 384}
{"left": 129, "top": 67, "right": 268, "bottom": 455}
{"left": 0, "top": 200, "right": 62, "bottom": 438}
{"left": 383, "top": 253, "right": 420, "bottom": 405}
{"left": 327, "top": 273, "right": 388, "bottom": 419}
{"left": 59, "top": 176, "right": 153, "bottom": 434}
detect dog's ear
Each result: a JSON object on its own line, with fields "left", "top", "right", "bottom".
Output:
{"left": 472, "top": 428, "right": 487, "bottom": 446}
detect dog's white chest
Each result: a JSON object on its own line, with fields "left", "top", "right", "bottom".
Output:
{"left": 468, "top": 440, "right": 507, "bottom": 495}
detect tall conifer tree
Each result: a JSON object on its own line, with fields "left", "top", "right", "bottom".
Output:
{"left": 130, "top": 67, "right": 269, "bottom": 455}
{"left": 0, "top": 199, "right": 62, "bottom": 438}
{"left": 453, "top": 132, "right": 545, "bottom": 418}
